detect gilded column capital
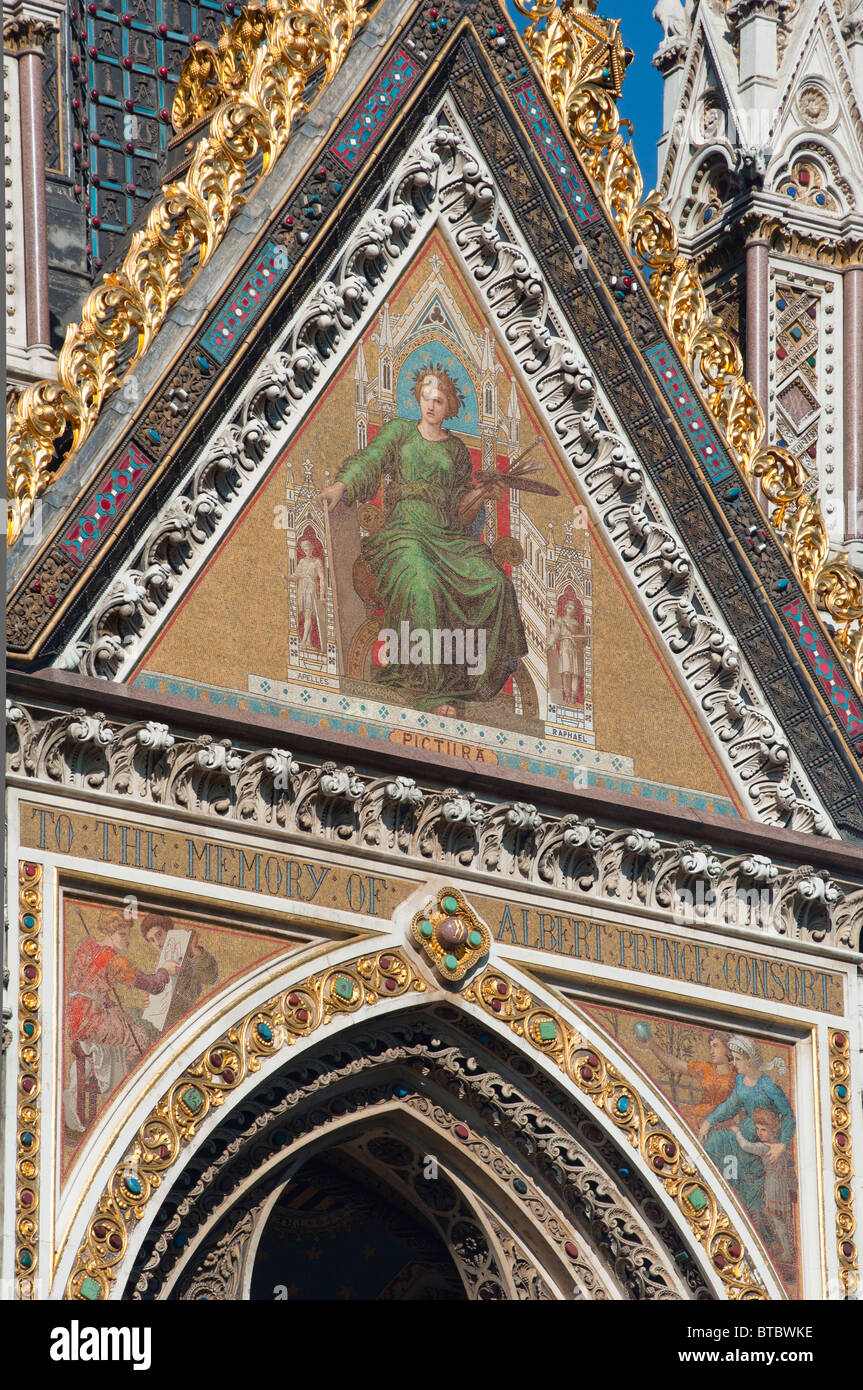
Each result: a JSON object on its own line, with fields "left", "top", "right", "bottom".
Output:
{"left": 2, "top": 16, "right": 54, "bottom": 55}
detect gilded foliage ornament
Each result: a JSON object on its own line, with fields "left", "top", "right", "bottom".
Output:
{"left": 515, "top": 0, "right": 863, "bottom": 695}
{"left": 6, "top": 0, "right": 371, "bottom": 548}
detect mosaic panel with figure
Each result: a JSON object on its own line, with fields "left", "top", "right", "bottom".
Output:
{"left": 61, "top": 895, "right": 298, "bottom": 1179}
{"left": 581, "top": 1001, "right": 802, "bottom": 1298}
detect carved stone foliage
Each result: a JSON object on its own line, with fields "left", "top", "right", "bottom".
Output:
{"left": 128, "top": 1021, "right": 699, "bottom": 1301}
{"left": 51, "top": 106, "right": 833, "bottom": 837}
{"left": 175, "top": 1203, "right": 260, "bottom": 1302}
{"left": 8, "top": 696, "right": 862, "bottom": 949}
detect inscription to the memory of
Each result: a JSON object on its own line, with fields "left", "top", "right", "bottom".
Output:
{"left": 21, "top": 803, "right": 412, "bottom": 919}
{"left": 19, "top": 803, "right": 844, "bottom": 1013}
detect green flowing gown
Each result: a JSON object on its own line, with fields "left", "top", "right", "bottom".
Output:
{"left": 336, "top": 419, "right": 527, "bottom": 707}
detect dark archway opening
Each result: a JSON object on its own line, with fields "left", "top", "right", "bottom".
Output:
{"left": 247, "top": 1149, "right": 465, "bottom": 1300}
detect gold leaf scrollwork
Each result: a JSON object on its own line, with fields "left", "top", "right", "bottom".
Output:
{"left": 6, "top": 0, "right": 371, "bottom": 549}
{"left": 16, "top": 862, "right": 42, "bottom": 1299}
{"left": 829, "top": 1030, "right": 857, "bottom": 1298}
{"left": 517, "top": 2, "right": 863, "bottom": 698}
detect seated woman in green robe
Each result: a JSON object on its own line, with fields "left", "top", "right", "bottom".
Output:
{"left": 317, "top": 367, "right": 527, "bottom": 716}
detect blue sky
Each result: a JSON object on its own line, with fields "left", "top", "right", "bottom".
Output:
{"left": 507, "top": 1, "right": 667, "bottom": 188}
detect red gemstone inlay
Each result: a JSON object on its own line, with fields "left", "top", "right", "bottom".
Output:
{"left": 24, "top": 865, "right": 36, "bottom": 877}
{"left": 21, "top": 1077, "right": 35, "bottom": 1093}
{"left": 454, "top": 1125, "right": 469, "bottom": 1140}
{"left": 587, "top": 1054, "right": 599, "bottom": 1069}
{"left": 20, "top": 1190, "right": 34, "bottom": 1207}
{"left": 836, "top": 1132, "right": 848, "bottom": 1148}
{"left": 564, "top": 1241, "right": 579, "bottom": 1260}
{"left": 222, "top": 1068, "right": 236, "bottom": 1084}
{"left": 580, "top": 1066, "right": 593, "bottom": 1082}
{"left": 385, "top": 978, "right": 397, "bottom": 992}
{"left": 842, "top": 1241, "right": 854, "bottom": 1257}
{"left": 379, "top": 956, "right": 391, "bottom": 970}
{"left": 93, "top": 1224, "right": 107, "bottom": 1241}
{"left": 23, "top": 966, "right": 36, "bottom": 982}
{"left": 728, "top": 1241, "right": 741, "bottom": 1259}
{"left": 496, "top": 981, "right": 507, "bottom": 996}
{"left": 296, "top": 1008, "right": 309, "bottom": 1023}
{"left": 288, "top": 992, "right": 299, "bottom": 1006}
{"left": 109, "top": 1233, "right": 122, "bottom": 1250}
{"left": 491, "top": 999, "right": 502, "bottom": 1012}
{"left": 210, "top": 1052, "right": 223, "bottom": 1069}
{"left": 714, "top": 1254, "right": 726, "bottom": 1269}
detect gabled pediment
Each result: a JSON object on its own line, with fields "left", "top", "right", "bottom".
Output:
{"left": 7, "top": 0, "right": 863, "bottom": 837}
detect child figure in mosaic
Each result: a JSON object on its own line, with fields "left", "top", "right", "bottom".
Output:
{"left": 731, "top": 1108, "right": 797, "bottom": 1260}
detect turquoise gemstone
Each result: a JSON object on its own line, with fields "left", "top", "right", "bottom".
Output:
{"left": 23, "top": 1021, "right": 35, "bottom": 1037}
{"left": 257, "top": 1022, "right": 273, "bottom": 1043}
{"left": 688, "top": 1187, "right": 708, "bottom": 1213}
{"left": 419, "top": 920, "right": 434, "bottom": 938}
{"left": 539, "top": 1020, "right": 556, "bottom": 1042}
{"left": 334, "top": 976, "right": 353, "bottom": 1001}
{"left": 837, "top": 1084, "right": 848, "bottom": 1099}
{"left": 442, "top": 896, "right": 459, "bottom": 914}
{"left": 616, "top": 1096, "right": 629, "bottom": 1114}
{"left": 444, "top": 954, "right": 458, "bottom": 972}
{"left": 513, "top": 1179, "right": 528, "bottom": 1195}
{"left": 19, "top": 1250, "right": 33, "bottom": 1269}
{"left": 22, "top": 914, "right": 34, "bottom": 928}
{"left": 839, "top": 1186, "right": 851, "bottom": 1201}
{"left": 80, "top": 1275, "right": 100, "bottom": 1299}
{"left": 182, "top": 1086, "right": 204, "bottom": 1114}
{"left": 21, "top": 1131, "right": 33, "bottom": 1147}
{"left": 125, "top": 1175, "right": 142, "bottom": 1196}
{"left": 467, "top": 930, "right": 482, "bottom": 949}
{"left": 147, "top": 429, "right": 161, "bottom": 443}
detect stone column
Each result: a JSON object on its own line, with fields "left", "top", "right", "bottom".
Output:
{"left": 3, "top": 14, "right": 54, "bottom": 349}
{"left": 745, "top": 231, "right": 770, "bottom": 418}
{"left": 843, "top": 264, "right": 863, "bottom": 543}
{"left": 652, "top": 40, "right": 688, "bottom": 185}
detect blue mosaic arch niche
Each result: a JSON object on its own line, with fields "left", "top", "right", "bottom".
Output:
{"left": 396, "top": 343, "right": 479, "bottom": 431}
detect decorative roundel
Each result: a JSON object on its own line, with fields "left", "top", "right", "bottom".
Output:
{"left": 409, "top": 887, "right": 490, "bottom": 982}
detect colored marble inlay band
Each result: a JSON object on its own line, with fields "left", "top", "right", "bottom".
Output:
{"left": 59, "top": 444, "right": 152, "bottom": 567}
{"left": 131, "top": 671, "right": 739, "bottom": 817}
{"left": 511, "top": 80, "right": 597, "bottom": 224}
{"left": 331, "top": 48, "right": 419, "bottom": 169}
{"left": 200, "top": 240, "right": 289, "bottom": 364}
{"left": 646, "top": 344, "right": 733, "bottom": 484}
{"left": 782, "top": 600, "right": 863, "bottom": 741}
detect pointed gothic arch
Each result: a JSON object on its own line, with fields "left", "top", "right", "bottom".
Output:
{"left": 58, "top": 940, "right": 783, "bottom": 1303}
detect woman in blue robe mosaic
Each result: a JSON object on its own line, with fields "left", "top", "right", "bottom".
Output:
{"left": 698, "top": 1034, "right": 795, "bottom": 1217}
